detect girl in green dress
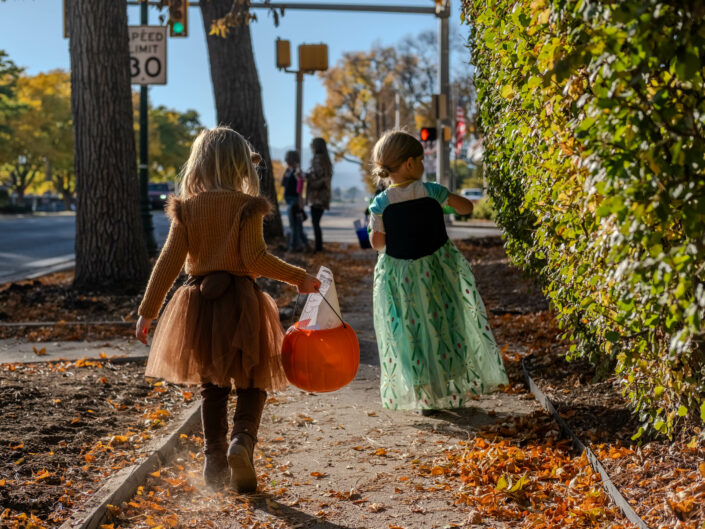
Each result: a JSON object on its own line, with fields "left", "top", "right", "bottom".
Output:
{"left": 368, "top": 130, "right": 508, "bottom": 412}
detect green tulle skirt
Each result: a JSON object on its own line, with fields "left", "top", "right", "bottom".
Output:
{"left": 373, "top": 239, "right": 508, "bottom": 410}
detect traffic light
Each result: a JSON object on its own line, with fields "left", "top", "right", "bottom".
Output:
{"left": 420, "top": 127, "right": 437, "bottom": 142}
{"left": 298, "top": 44, "right": 329, "bottom": 72}
{"left": 169, "top": 0, "right": 189, "bottom": 37}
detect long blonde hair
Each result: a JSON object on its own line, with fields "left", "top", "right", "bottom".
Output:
{"left": 178, "top": 126, "right": 261, "bottom": 199}
{"left": 370, "top": 130, "right": 424, "bottom": 186}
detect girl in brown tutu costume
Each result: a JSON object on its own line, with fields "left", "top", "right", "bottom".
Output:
{"left": 135, "top": 126, "right": 320, "bottom": 492}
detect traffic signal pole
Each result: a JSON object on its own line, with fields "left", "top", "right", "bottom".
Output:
{"left": 139, "top": 1, "right": 157, "bottom": 257}
{"left": 295, "top": 71, "right": 303, "bottom": 156}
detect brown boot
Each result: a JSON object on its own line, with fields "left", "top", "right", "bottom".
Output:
{"left": 200, "top": 383, "right": 231, "bottom": 490}
{"left": 227, "top": 387, "right": 266, "bottom": 493}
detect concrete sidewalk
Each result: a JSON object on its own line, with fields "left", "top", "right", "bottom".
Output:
{"left": 0, "top": 337, "right": 148, "bottom": 364}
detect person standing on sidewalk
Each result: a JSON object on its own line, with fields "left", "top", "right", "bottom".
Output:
{"left": 305, "top": 137, "right": 332, "bottom": 253}
{"left": 368, "top": 130, "right": 508, "bottom": 414}
{"left": 281, "top": 150, "right": 307, "bottom": 252}
{"left": 134, "top": 127, "right": 320, "bottom": 492}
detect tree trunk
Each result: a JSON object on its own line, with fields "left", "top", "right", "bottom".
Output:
{"left": 68, "top": 0, "right": 149, "bottom": 291}
{"left": 200, "top": 0, "right": 283, "bottom": 238}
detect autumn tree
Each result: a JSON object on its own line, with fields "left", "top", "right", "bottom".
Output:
{"left": 0, "top": 50, "right": 24, "bottom": 133}
{"left": 309, "top": 31, "right": 477, "bottom": 190}
{"left": 130, "top": 94, "right": 203, "bottom": 181}
{"left": 308, "top": 46, "right": 403, "bottom": 191}
{"left": 68, "top": 1, "right": 149, "bottom": 290}
{"left": 0, "top": 70, "right": 72, "bottom": 207}
{"left": 200, "top": 0, "right": 283, "bottom": 238}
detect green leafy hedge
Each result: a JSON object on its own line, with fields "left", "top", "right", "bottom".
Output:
{"left": 462, "top": 0, "right": 705, "bottom": 438}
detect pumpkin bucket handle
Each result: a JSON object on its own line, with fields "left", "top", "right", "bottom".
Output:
{"left": 289, "top": 287, "right": 346, "bottom": 329}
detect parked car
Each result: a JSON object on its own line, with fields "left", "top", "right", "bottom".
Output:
{"left": 147, "top": 182, "right": 174, "bottom": 210}
{"left": 460, "top": 188, "right": 484, "bottom": 201}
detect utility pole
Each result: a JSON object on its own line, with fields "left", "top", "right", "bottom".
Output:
{"left": 139, "top": 1, "right": 157, "bottom": 256}
{"left": 436, "top": 0, "right": 451, "bottom": 190}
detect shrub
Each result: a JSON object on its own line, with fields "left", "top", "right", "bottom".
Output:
{"left": 472, "top": 196, "right": 494, "bottom": 220}
{"left": 462, "top": 0, "right": 705, "bottom": 438}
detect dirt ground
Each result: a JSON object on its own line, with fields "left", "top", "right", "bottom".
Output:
{"left": 0, "top": 358, "right": 194, "bottom": 528}
{"left": 528, "top": 338, "right": 705, "bottom": 529}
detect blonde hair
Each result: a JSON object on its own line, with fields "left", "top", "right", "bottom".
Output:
{"left": 370, "top": 130, "right": 424, "bottom": 186}
{"left": 178, "top": 126, "right": 262, "bottom": 199}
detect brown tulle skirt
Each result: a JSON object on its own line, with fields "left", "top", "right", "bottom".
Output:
{"left": 145, "top": 273, "right": 288, "bottom": 391}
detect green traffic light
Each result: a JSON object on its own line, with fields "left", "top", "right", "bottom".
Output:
{"left": 173, "top": 21, "right": 184, "bottom": 34}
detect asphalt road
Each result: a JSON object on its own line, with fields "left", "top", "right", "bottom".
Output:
{"left": 0, "top": 202, "right": 500, "bottom": 283}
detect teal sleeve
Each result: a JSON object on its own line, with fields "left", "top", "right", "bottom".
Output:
{"left": 368, "top": 193, "right": 389, "bottom": 216}
{"left": 368, "top": 193, "right": 389, "bottom": 233}
{"left": 423, "top": 182, "right": 450, "bottom": 205}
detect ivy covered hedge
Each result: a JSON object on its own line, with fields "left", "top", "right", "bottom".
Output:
{"left": 461, "top": 0, "right": 705, "bottom": 438}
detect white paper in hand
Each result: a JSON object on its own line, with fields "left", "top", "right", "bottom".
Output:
{"left": 298, "top": 266, "right": 341, "bottom": 330}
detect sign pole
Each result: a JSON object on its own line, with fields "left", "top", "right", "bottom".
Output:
{"left": 139, "top": 2, "right": 157, "bottom": 257}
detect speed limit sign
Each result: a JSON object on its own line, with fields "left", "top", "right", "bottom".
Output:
{"left": 129, "top": 26, "right": 167, "bottom": 85}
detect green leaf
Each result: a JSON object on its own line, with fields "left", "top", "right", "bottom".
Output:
{"left": 605, "top": 330, "right": 620, "bottom": 343}
{"left": 677, "top": 405, "right": 687, "bottom": 417}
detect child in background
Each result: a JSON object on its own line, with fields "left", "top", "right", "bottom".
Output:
{"left": 368, "top": 130, "right": 508, "bottom": 414}
{"left": 135, "top": 127, "right": 320, "bottom": 492}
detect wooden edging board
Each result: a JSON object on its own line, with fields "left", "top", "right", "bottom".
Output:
{"left": 521, "top": 356, "right": 651, "bottom": 529}
{"left": 58, "top": 400, "right": 202, "bottom": 529}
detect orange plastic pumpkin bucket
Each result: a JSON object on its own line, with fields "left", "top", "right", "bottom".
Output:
{"left": 281, "top": 321, "right": 360, "bottom": 392}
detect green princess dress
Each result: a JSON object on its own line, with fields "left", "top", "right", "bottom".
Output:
{"left": 369, "top": 180, "right": 508, "bottom": 410}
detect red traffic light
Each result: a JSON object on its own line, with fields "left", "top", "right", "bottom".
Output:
{"left": 420, "top": 127, "right": 437, "bottom": 142}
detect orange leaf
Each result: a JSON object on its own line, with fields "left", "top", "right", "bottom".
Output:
{"left": 151, "top": 470, "right": 161, "bottom": 477}
{"left": 10, "top": 442, "right": 24, "bottom": 450}
{"left": 699, "top": 462, "right": 705, "bottom": 478}
{"left": 375, "top": 448, "right": 387, "bottom": 456}
{"left": 98, "top": 377, "right": 108, "bottom": 384}
{"left": 310, "top": 471, "right": 327, "bottom": 479}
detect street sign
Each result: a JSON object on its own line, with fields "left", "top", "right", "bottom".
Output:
{"left": 129, "top": 26, "right": 167, "bottom": 85}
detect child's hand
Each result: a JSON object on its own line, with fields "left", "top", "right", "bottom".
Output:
{"left": 298, "top": 274, "right": 321, "bottom": 294}
{"left": 135, "top": 316, "right": 153, "bottom": 345}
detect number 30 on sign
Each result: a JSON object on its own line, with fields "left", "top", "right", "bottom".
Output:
{"left": 129, "top": 26, "right": 167, "bottom": 85}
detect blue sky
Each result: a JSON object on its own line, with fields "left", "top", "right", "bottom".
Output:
{"left": 0, "top": 1, "right": 469, "bottom": 189}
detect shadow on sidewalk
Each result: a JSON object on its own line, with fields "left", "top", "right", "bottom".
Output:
{"left": 412, "top": 405, "right": 532, "bottom": 440}
{"left": 249, "top": 494, "right": 361, "bottom": 529}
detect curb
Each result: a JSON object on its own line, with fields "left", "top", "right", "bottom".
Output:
{"left": 58, "top": 400, "right": 202, "bottom": 529}
{"left": 1, "top": 355, "right": 149, "bottom": 366}
{"left": 521, "top": 357, "right": 650, "bottom": 529}
{"left": 0, "top": 258, "right": 75, "bottom": 285}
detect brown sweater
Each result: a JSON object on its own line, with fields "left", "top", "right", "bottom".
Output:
{"left": 138, "top": 190, "right": 307, "bottom": 319}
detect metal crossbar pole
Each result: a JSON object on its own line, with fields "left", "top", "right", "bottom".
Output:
{"left": 127, "top": 2, "right": 437, "bottom": 14}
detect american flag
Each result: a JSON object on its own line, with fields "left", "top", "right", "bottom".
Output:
{"left": 455, "top": 106, "right": 466, "bottom": 157}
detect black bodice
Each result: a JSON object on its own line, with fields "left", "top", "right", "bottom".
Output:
{"left": 382, "top": 197, "right": 448, "bottom": 260}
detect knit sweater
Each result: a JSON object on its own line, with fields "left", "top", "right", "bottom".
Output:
{"left": 138, "top": 190, "right": 307, "bottom": 319}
